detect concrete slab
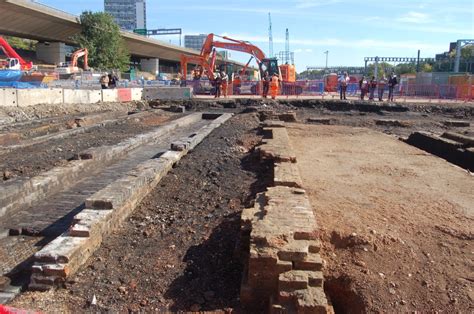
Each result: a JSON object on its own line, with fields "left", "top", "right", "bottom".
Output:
{"left": 63, "top": 89, "right": 102, "bottom": 104}
{"left": 17, "top": 88, "right": 63, "bottom": 107}
{"left": 101, "top": 89, "right": 119, "bottom": 102}
{"left": 0, "top": 88, "right": 17, "bottom": 107}
{"left": 131, "top": 88, "right": 143, "bottom": 101}
{"left": 143, "top": 87, "right": 192, "bottom": 100}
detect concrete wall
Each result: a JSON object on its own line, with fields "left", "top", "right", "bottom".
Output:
{"left": 0, "top": 88, "right": 17, "bottom": 107}
{"left": 140, "top": 58, "right": 159, "bottom": 75}
{"left": 101, "top": 89, "right": 119, "bottom": 102}
{"left": 63, "top": 89, "right": 102, "bottom": 104}
{"left": 16, "top": 88, "right": 63, "bottom": 107}
{"left": 143, "top": 87, "right": 193, "bottom": 100}
{"left": 36, "top": 42, "right": 68, "bottom": 65}
{"left": 0, "top": 87, "right": 188, "bottom": 108}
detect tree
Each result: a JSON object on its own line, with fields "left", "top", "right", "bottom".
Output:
{"left": 3, "top": 36, "right": 36, "bottom": 51}
{"left": 366, "top": 62, "right": 394, "bottom": 78}
{"left": 74, "top": 11, "right": 130, "bottom": 71}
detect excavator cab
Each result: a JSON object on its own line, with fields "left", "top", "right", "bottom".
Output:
{"left": 259, "top": 58, "right": 280, "bottom": 79}
{"left": 6, "top": 58, "right": 20, "bottom": 70}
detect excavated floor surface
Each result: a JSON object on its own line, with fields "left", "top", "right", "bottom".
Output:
{"left": 3, "top": 99, "right": 474, "bottom": 312}
{"left": 287, "top": 123, "right": 473, "bottom": 312}
{"left": 0, "top": 110, "right": 177, "bottom": 180}
{"left": 10, "top": 112, "right": 272, "bottom": 312}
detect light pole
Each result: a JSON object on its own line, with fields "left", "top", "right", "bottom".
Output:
{"left": 324, "top": 50, "right": 329, "bottom": 70}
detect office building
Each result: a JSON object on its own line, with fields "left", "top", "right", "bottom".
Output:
{"left": 184, "top": 34, "right": 207, "bottom": 51}
{"left": 104, "top": 0, "right": 146, "bottom": 31}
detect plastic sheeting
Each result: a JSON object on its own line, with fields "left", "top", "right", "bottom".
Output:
{"left": 0, "top": 70, "right": 22, "bottom": 82}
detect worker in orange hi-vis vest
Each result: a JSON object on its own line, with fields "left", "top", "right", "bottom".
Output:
{"left": 270, "top": 73, "right": 280, "bottom": 99}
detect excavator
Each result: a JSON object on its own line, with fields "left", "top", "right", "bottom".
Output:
{"left": 56, "top": 48, "right": 89, "bottom": 78}
{"left": 180, "top": 34, "right": 298, "bottom": 94}
{"left": 0, "top": 36, "right": 33, "bottom": 70}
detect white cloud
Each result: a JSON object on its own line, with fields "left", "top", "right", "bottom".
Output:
{"left": 396, "top": 11, "right": 432, "bottom": 24}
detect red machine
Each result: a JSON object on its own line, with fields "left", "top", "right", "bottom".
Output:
{"left": 0, "top": 36, "right": 33, "bottom": 70}
{"left": 180, "top": 33, "right": 296, "bottom": 83}
{"left": 57, "top": 48, "right": 89, "bottom": 76}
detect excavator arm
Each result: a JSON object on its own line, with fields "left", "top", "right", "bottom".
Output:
{"left": 180, "top": 55, "right": 213, "bottom": 81}
{"left": 70, "top": 48, "right": 89, "bottom": 70}
{"left": 0, "top": 36, "right": 33, "bottom": 70}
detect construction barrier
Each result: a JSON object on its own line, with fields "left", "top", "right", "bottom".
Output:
{"left": 0, "top": 88, "right": 17, "bottom": 107}
{"left": 143, "top": 87, "right": 193, "bottom": 100}
{"left": 63, "top": 89, "right": 102, "bottom": 104}
{"left": 131, "top": 88, "right": 143, "bottom": 101}
{"left": 117, "top": 88, "right": 132, "bottom": 102}
{"left": 16, "top": 88, "right": 63, "bottom": 107}
{"left": 101, "top": 89, "right": 119, "bottom": 102}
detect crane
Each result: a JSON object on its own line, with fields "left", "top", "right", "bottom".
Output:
{"left": 0, "top": 36, "right": 33, "bottom": 70}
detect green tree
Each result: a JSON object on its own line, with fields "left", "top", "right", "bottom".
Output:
{"left": 366, "top": 62, "right": 394, "bottom": 78}
{"left": 3, "top": 36, "right": 37, "bottom": 51}
{"left": 74, "top": 11, "right": 130, "bottom": 71}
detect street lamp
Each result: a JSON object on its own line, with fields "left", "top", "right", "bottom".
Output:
{"left": 324, "top": 50, "right": 329, "bottom": 69}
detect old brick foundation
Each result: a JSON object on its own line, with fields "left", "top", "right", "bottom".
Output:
{"left": 240, "top": 120, "right": 333, "bottom": 313}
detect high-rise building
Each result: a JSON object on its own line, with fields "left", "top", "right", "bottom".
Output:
{"left": 104, "top": 0, "right": 146, "bottom": 31}
{"left": 184, "top": 34, "right": 207, "bottom": 51}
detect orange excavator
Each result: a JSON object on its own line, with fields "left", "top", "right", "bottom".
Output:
{"left": 180, "top": 34, "right": 296, "bottom": 85}
{"left": 57, "top": 48, "right": 89, "bottom": 77}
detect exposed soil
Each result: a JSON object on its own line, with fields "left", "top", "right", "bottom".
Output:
{"left": 0, "top": 110, "right": 176, "bottom": 180}
{"left": 287, "top": 124, "right": 474, "bottom": 312}
{"left": 10, "top": 113, "right": 271, "bottom": 313}
{"left": 3, "top": 99, "right": 474, "bottom": 313}
{"left": 0, "top": 101, "right": 148, "bottom": 125}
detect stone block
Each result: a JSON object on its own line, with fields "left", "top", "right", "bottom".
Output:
{"left": 443, "top": 120, "right": 470, "bottom": 127}
{"left": 274, "top": 162, "right": 303, "bottom": 188}
{"left": 279, "top": 270, "right": 309, "bottom": 291}
{"left": 294, "top": 253, "right": 323, "bottom": 271}
{"left": 34, "top": 235, "right": 87, "bottom": 263}
{"left": 262, "top": 120, "right": 286, "bottom": 128}
{"left": 171, "top": 141, "right": 189, "bottom": 151}
{"left": 170, "top": 105, "right": 185, "bottom": 113}
{"left": 308, "top": 271, "right": 324, "bottom": 287}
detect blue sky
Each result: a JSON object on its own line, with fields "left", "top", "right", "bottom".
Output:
{"left": 37, "top": 0, "right": 473, "bottom": 72}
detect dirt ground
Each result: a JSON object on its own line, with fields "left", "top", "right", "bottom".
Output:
{"left": 10, "top": 113, "right": 271, "bottom": 312}
{"left": 0, "top": 101, "right": 147, "bottom": 125}
{"left": 0, "top": 110, "right": 176, "bottom": 180}
{"left": 3, "top": 100, "right": 474, "bottom": 312}
{"left": 287, "top": 123, "right": 474, "bottom": 312}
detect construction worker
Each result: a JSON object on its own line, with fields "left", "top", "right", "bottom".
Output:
{"left": 214, "top": 72, "right": 222, "bottom": 98}
{"left": 359, "top": 76, "right": 369, "bottom": 100}
{"left": 388, "top": 74, "right": 398, "bottom": 102}
{"left": 262, "top": 71, "right": 270, "bottom": 98}
{"left": 270, "top": 73, "right": 280, "bottom": 99}
{"left": 100, "top": 73, "right": 109, "bottom": 89}
{"left": 220, "top": 70, "right": 228, "bottom": 98}
{"left": 369, "top": 76, "right": 377, "bottom": 100}
{"left": 338, "top": 72, "right": 350, "bottom": 100}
